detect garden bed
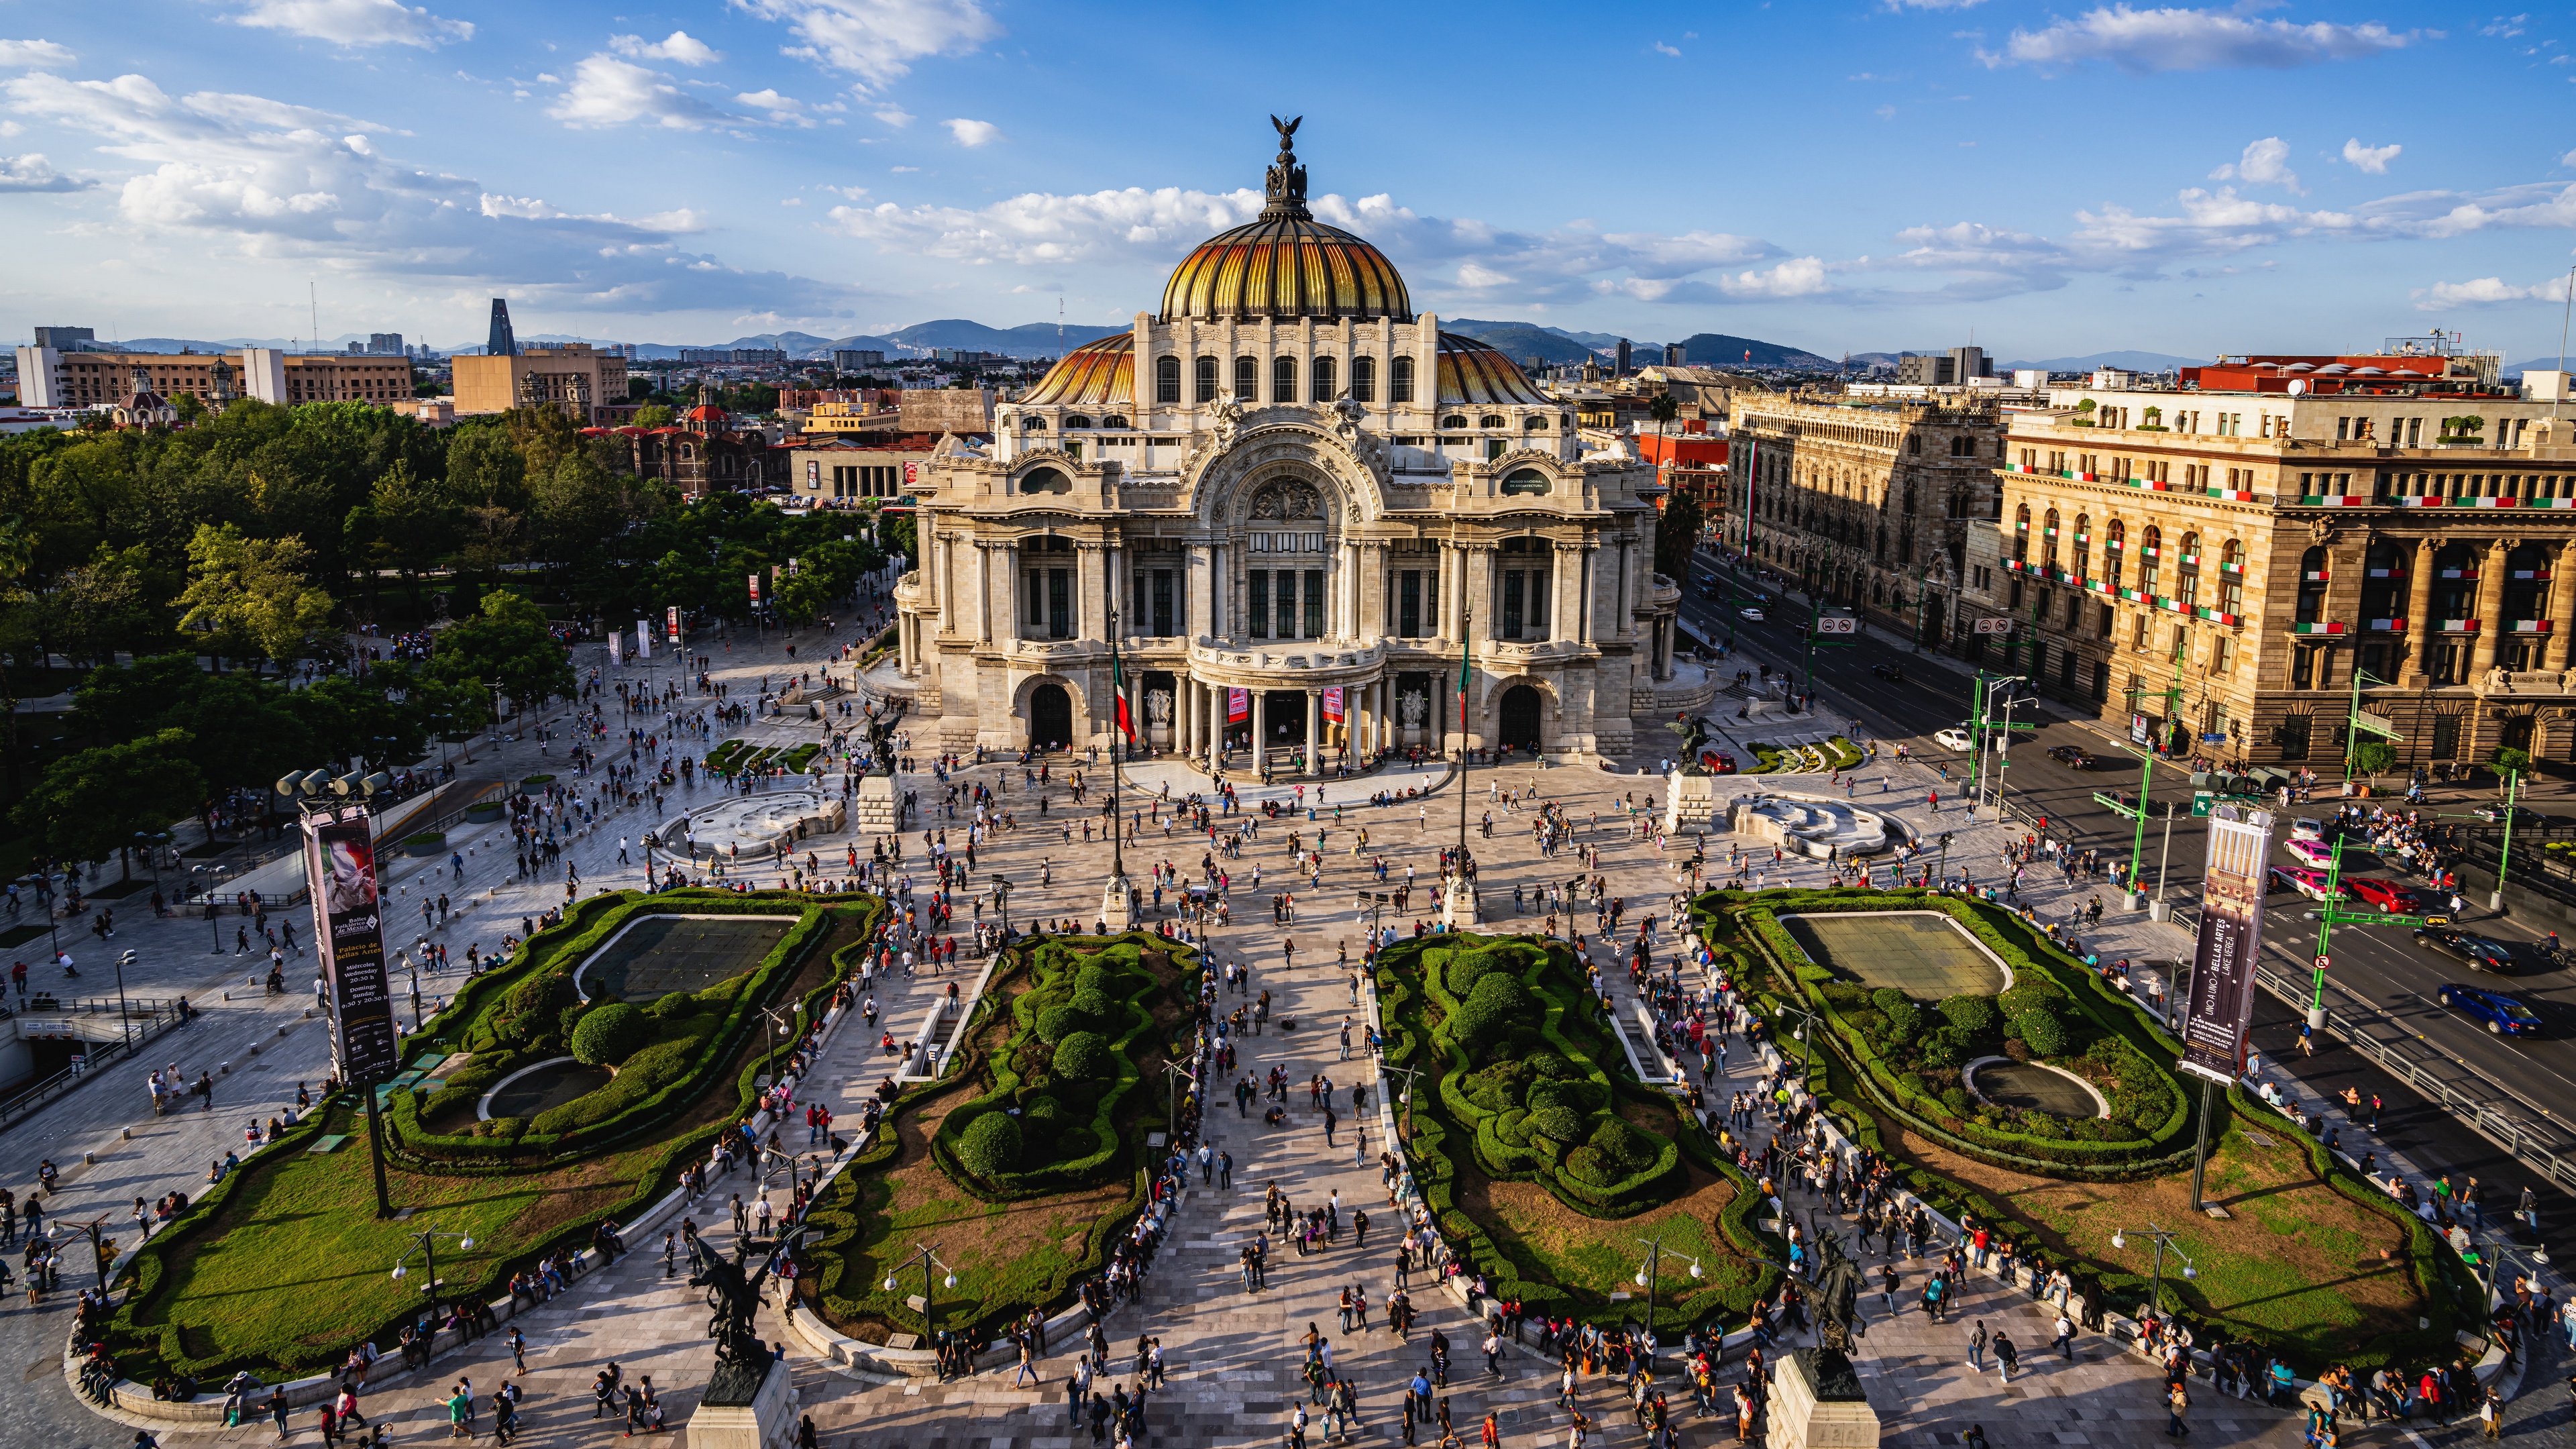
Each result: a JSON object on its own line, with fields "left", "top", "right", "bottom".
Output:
{"left": 1375, "top": 932, "right": 1779, "bottom": 1329}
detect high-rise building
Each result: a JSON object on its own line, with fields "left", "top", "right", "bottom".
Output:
{"left": 33, "top": 326, "right": 93, "bottom": 352}
{"left": 833, "top": 349, "right": 886, "bottom": 372}
{"left": 1895, "top": 346, "right": 1994, "bottom": 387}
{"left": 485, "top": 299, "right": 518, "bottom": 358}
{"left": 1614, "top": 338, "right": 1631, "bottom": 376}
{"left": 1664, "top": 342, "right": 1685, "bottom": 368}
{"left": 368, "top": 333, "right": 405, "bottom": 356}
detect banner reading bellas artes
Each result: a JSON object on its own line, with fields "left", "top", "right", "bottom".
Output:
{"left": 303, "top": 805, "right": 400, "bottom": 1086}
{"left": 2177, "top": 802, "right": 2275, "bottom": 1085}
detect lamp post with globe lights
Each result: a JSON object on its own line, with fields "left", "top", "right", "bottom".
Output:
{"left": 391, "top": 1226, "right": 477, "bottom": 1323}
{"left": 2108, "top": 1224, "right": 2196, "bottom": 1319}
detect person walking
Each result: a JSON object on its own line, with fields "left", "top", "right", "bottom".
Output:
{"left": 1994, "top": 1331, "right": 2019, "bottom": 1384}
{"left": 1968, "top": 1320, "right": 1987, "bottom": 1371}
{"left": 2165, "top": 1380, "right": 2189, "bottom": 1438}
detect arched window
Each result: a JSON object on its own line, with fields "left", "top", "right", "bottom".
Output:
{"left": 1102, "top": 415, "right": 1130, "bottom": 429}
{"left": 2072, "top": 514, "right": 2090, "bottom": 582}
{"left": 1391, "top": 356, "right": 1415, "bottom": 404}
{"left": 2105, "top": 518, "right": 2124, "bottom": 589}
{"left": 1195, "top": 356, "right": 1218, "bottom": 403}
{"left": 1479, "top": 414, "right": 1505, "bottom": 429}
{"left": 1017, "top": 468, "right": 1071, "bottom": 495}
{"left": 1311, "top": 356, "right": 1337, "bottom": 403}
{"left": 2012, "top": 502, "right": 2030, "bottom": 563}
{"left": 1440, "top": 415, "right": 1468, "bottom": 430}
{"left": 1234, "top": 356, "right": 1256, "bottom": 400}
{"left": 1501, "top": 468, "right": 1550, "bottom": 495}
{"left": 1022, "top": 415, "right": 1047, "bottom": 429}
{"left": 1524, "top": 415, "right": 1550, "bottom": 431}
{"left": 2222, "top": 539, "right": 2249, "bottom": 617}
{"left": 2042, "top": 508, "right": 2061, "bottom": 569}
{"left": 1155, "top": 355, "right": 1180, "bottom": 405}
{"left": 1273, "top": 356, "right": 1297, "bottom": 404}
{"left": 1065, "top": 414, "right": 1093, "bottom": 430}
{"left": 1350, "top": 356, "right": 1376, "bottom": 403}
{"left": 2139, "top": 525, "right": 2163, "bottom": 596}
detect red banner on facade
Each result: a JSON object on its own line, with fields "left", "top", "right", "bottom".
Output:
{"left": 1227, "top": 688, "right": 1250, "bottom": 724}
{"left": 1322, "top": 686, "right": 1344, "bottom": 723}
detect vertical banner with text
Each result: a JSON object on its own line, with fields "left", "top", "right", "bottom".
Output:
{"left": 2177, "top": 802, "right": 2276, "bottom": 1085}
{"left": 635, "top": 619, "right": 651, "bottom": 660}
{"left": 666, "top": 606, "right": 681, "bottom": 645}
{"left": 303, "top": 808, "right": 398, "bottom": 1086}
{"left": 1322, "top": 686, "right": 1345, "bottom": 724}
{"left": 1227, "top": 688, "right": 1250, "bottom": 725}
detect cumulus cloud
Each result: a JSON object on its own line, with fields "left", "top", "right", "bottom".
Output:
{"left": 873, "top": 105, "right": 914, "bottom": 127}
{"left": 943, "top": 117, "right": 1001, "bottom": 147}
{"left": 1981, "top": 5, "right": 2417, "bottom": 73}
{"left": 610, "top": 30, "right": 721, "bottom": 65}
{"left": 734, "top": 0, "right": 998, "bottom": 90}
{"left": 0, "top": 152, "right": 93, "bottom": 193}
{"left": 2412, "top": 273, "right": 2573, "bottom": 309}
{"left": 2210, "top": 137, "right": 2301, "bottom": 193}
{"left": 548, "top": 56, "right": 735, "bottom": 129}
{"left": 0, "top": 40, "right": 76, "bottom": 68}
{"left": 2, "top": 68, "right": 849, "bottom": 316}
{"left": 227, "top": 0, "right": 472, "bottom": 48}
{"left": 1652, "top": 41, "right": 1682, "bottom": 57}
{"left": 2341, "top": 138, "right": 2402, "bottom": 174}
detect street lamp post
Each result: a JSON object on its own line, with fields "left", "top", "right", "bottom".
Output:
{"left": 191, "top": 865, "right": 229, "bottom": 955}
{"left": 1632, "top": 1234, "right": 1703, "bottom": 1352}
{"left": 882, "top": 1242, "right": 959, "bottom": 1340}
{"left": 755, "top": 1003, "right": 802, "bottom": 1087}
{"left": 112, "top": 949, "right": 136, "bottom": 1052}
{"left": 390, "top": 1226, "right": 477, "bottom": 1322}
{"left": 990, "top": 874, "right": 1012, "bottom": 936}
{"left": 2108, "top": 1224, "right": 2197, "bottom": 1318}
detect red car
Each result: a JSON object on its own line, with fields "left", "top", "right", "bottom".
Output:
{"left": 2343, "top": 877, "right": 2423, "bottom": 913}
{"left": 1701, "top": 749, "right": 1737, "bottom": 775}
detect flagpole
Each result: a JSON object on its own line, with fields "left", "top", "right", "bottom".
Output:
{"left": 1110, "top": 612, "right": 1126, "bottom": 883}
{"left": 1458, "top": 607, "right": 1473, "bottom": 864}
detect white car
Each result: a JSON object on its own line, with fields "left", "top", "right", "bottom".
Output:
{"left": 2290, "top": 817, "right": 2326, "bottom": 842}
{"left": 1933, "top": 728, "right": 1974, "bottom": 752}
{"left": 1738, "top": 606, "right": 1766, "bottom": 622}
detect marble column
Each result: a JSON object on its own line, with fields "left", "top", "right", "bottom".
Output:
{"left": 1252, "top": 690, "right": 1269, "bottom": 773}
{"left": 975, "top": 541, "right": 993, "bottom": 643}
{"left": 1126, "top": 668, "right": 1144, "bottom": 757}
{"left": 1305, "top": 688, "right": 1321, "bottom": 776}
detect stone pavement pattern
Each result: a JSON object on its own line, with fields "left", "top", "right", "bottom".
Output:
{"left": 18, "top": 610, "right": 2287, "bottom": 1449}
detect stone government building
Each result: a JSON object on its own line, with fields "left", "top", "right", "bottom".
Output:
{"left": 889, "top": 123, "right": 1695, "bottom": 768}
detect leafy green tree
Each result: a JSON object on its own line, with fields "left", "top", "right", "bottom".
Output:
{"left": 631, "top": 405, "right": 674, "bottom": 429}
{"left": 173, "top": 522, "right": 333, "bottom": 670}
{"left": 2349, "top": 739, "right": 2397, "bottom": 781}
{"left": 11, "top": 727, "right": 205, "bottom": 880}
{"left": 427, "top": 590, "right": 574, "bottom": 712}
{"left": 1654, "top": 488, "right": 1703, "bottom": 584}
{"left": 344, "top": 462, "right": 455, "bottom": 619}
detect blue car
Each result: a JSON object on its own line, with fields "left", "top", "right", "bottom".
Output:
{"left": 2434, "top": 982, "right": 2544, "bottom": 1036}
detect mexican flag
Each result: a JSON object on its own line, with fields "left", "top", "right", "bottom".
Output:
{"left": 1112, "top": 646, "right": 1137, "bottom": 743}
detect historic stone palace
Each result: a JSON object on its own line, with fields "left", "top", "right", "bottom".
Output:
{"left": 888, "top": 121, "right": 1682, "bottom": 769}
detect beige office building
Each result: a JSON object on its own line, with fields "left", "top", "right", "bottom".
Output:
{"left": 453, "top": 343, "right": 629, "bottom": 423}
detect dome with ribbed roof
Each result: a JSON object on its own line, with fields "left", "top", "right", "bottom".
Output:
{"left": 1022, "top": 333, "right": 1134, "bottom": 407}
{"left": 1436, "top": 334, "right": 1549, "bottom": 407}
{"left": 1158, "top": 120, "right": 1411, "bottom": 324}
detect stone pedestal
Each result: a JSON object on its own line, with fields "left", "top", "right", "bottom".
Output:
{"left": 1766, "top": 1350, "right": 1878, "bottom": 1449}
{"left": 1102, "top": 873, "right": 1136, "bottom": 930}
{"left": 688, "top": 1358, "right": 798, "bottom": 1449}
{"left": 853, "top": 772, "right": 901, "bottom": 835}
{"left": 1664, "top": 769, "right": 1721, "bottom": 836}
{"left": 1440, "top": 875, "right": 1480, "bottom": 928}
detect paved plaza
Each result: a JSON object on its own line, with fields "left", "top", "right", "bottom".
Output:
{"left": 7, "top": 614, "right": 2345, "bottom": 1448}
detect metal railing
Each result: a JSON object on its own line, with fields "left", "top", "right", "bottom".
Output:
{"left": 0, "top": 997, "right": 193, "bottom": 1134}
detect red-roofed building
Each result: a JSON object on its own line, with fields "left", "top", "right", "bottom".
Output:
{"left": 1634, "top": 428, "right": 1728, "bottom": 517}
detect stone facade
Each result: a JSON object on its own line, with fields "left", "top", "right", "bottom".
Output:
{"left": 1967, "top": 402, "right": 2576, "bottom": 770}
{"left": 1726, "top": 394, "right": 2008, "bottom": 651}
{"left": 888, "top": 129, "right": 1679, "bottom": 767}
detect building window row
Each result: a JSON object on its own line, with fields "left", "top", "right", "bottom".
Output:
{"left": 1180, "top": 354, "right": 1407, "bottom": 405}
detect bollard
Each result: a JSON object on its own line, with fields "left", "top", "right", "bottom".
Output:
{"left": 121, "top": 1128, "right": 131, "bottom": 1141}
{"left": 83, "top": 1152, "right": 95, "bottom": 1165}
{"left": 248, "top": 1042, "right": 260, "bottom": 1056}
{"left": 277, "top": 1024, "right": 288, "bottom": 1036}
{"left": 218, "top": 1061, "right": 230, "bottom": 1074}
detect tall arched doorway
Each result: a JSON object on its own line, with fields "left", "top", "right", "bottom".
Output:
{"left": 1028, "top": 683, "right": 1071, "bottom": 750}
{"left": 1498, "top": 685, "right": 1542, "bottom": 755}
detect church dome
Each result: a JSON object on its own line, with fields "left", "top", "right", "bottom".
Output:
{"left": 1022, "top": 333, "right": 1134, "bottom": 407}
{"left": 1159, "top": 120, "right": 1412, "bottom": 324}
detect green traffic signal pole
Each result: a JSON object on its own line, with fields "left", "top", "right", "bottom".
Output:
{"left": 2491, "top": 767, "right": 2524, "bottom": 911}
{"left": 2306, "top": 831, "right": 2442, "bottom": 1030}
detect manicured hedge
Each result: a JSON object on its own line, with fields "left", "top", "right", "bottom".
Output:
{"left": 1377, "top": 933, "right": 1781, "bottom": 1328}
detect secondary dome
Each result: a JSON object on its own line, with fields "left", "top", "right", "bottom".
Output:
{"left": 1022, "top": 333, "right": 1134, "bottom": 407}
{"left": 1437, "top": 334, "right": 1550, "bottom": 407}
{"left": 1159, "top": 119, "right": 1413, "bottom": 325}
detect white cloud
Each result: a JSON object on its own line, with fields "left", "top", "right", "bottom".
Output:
{"left": 609, "top": 30, "right": 721, "bottom": 66}
{"left": 781, "top": 197, "right": 802, "bottom": 206}
{"left": 0, "top": 153, "right": 93, "bottom": 193}
{"left": 227, "top": 0, "right": 472, "bottom": 48}
{"left": 547, "top": 56, "right": 734, "bottom": 129}
{"left": 2341, "top": 138, "right": 2402, "bottom": 174}
{"left": 943, "top": 117, "right": 1001, "bottom": 148}
{"left": 1982, "top": 6, "right": 2417, "bottom": 74}
{"left": 733, "top": 0, "right": 998, "bottom": 90}
{"left": 2412, "top": 273, "right": 2571, "bottom": 309}
{"left": 1652, "top": 41, "right": 1682, "bottom": 57}
{"left": 3, "top": 68, "right": 843, "bottom": 317}
{"left": 2210, "top": 137, "right": 2301, "bottom": 193}
{"left": 1456, "top": 262, "right": 1515, "bottom": 288}
{"left": 0, "top": 40, "right": 76, "bottom": 68}
{"left": 873, "top": 105, "right": 914, "bottom": 127}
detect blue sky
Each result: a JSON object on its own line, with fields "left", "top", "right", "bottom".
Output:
{"left": 2, "top": 0, "right": 2573, "bottom": 360}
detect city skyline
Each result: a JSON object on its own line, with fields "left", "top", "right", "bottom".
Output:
{"left": 1, "top": 1, "right": 2571, "bottom": 361}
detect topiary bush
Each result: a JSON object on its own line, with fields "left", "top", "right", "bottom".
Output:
{"left": 1036, "top": 1003, "right": 1090, "bottom": 1043}
{"left": 1446, "top": 972, "right": 1534, "bottom": 1055}
{"left": 957, "top": 1111, "right": 1024, "bottom": 1179}
{"left": 1053, "top": 1030, "right": 1112, "bottom": 1081}
{"left": 2016, "top": 1011, "right": 2070, "bottom": 1059}
{"left": 1526, "top": 1102, "right": 1586, "bottom": 1142}
{"left": 570, "top": 1002, "right": 649, "bottom": 1065}
{"left": 1937, "top": 994, "right": 1998, "bottom": 1036}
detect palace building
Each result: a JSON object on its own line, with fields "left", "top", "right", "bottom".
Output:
{"left": 888, "top": 122, "right": 1688, "bottom": 767}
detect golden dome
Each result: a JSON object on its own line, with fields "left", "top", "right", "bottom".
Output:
{"left": 1436, "top": 334, "right": 1549, "bottom": 407}
{"left": 1022, "top": 333, "right": 1133, "bottom": 407}
{"left": 1158, "top": 119, "right": 1411, "bottom": 324}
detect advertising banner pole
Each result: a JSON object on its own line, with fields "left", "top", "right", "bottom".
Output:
{"left": 2174, "top": 802, "right": 2277, "bottom": 1210}
{"left": 303, "top": 802, "right": 401, "bottom": 1218}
